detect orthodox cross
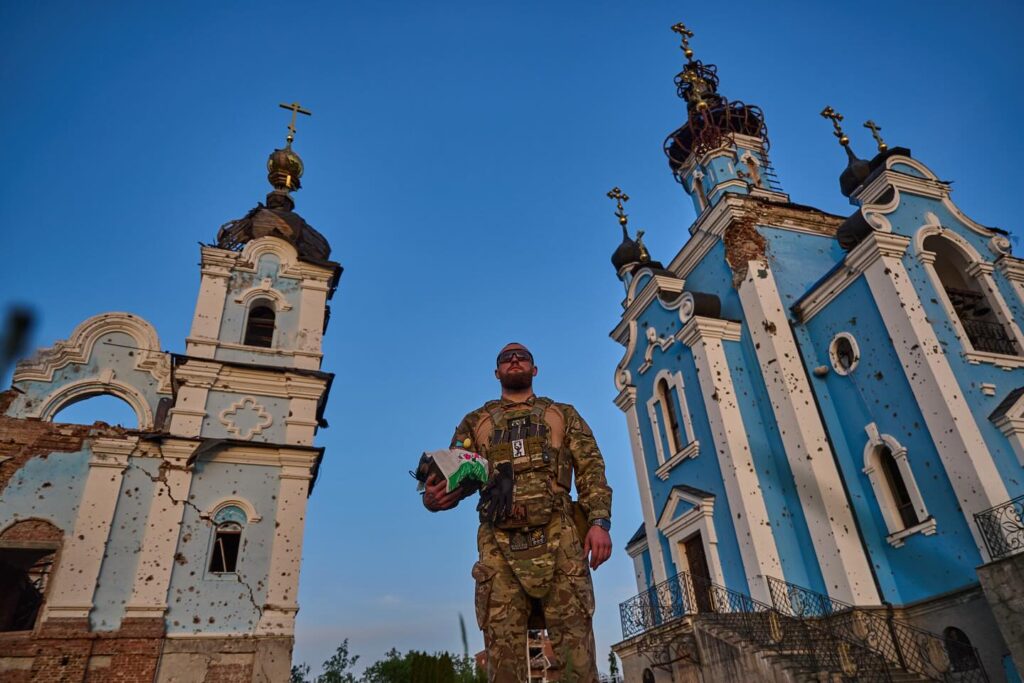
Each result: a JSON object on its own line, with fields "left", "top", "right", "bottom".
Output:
{"left": 863, "top": 120, "right": 888, "bottom": 152}
{"left": 820, "top": 105, "right": 850, "bottom": 146}
{"left": 607, "top": 187, "right": 630, "bottom": 228}
{"left": 279, "top": 102, "right": 312, "bottom": 147}
{"left": 671, "top": 22, "right": 695, "bottom": 61}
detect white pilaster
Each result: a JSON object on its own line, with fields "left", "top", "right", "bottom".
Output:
{"left": 123, "top": 440, "right": 195, "bottom": 618}
{"left": 679, "top": 317, "right": 783, "bottom": 603}
{"left": 854, "top": 234, "right": 1010, "bottom": 557}
{"left": 185, "top": 249, "right": 235, "bottom": 358}
{"left": 43, "top": 438, "right": 133, "bottom": 621}
{"left": 256, "top": 452, "right": 314, "bottom": 635}
{"left": 738, "top": 264, "right": 878, "bottom": 604}
{"left": 294, "top": 279, "right": 329, "bottom": 370}
{"left": 615, "top": 387, "right": 669, "bottom": 585}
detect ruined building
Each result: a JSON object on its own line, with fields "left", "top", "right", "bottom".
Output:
{"left": 610, "top": 25, "right": 1024, "bottom": 683}
{"left": 0, "top": 112, "right": 340, "bottom": 681}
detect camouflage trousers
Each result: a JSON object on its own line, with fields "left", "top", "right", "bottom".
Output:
{"left": 473, "top": 514, "right": 598, "bottom": 682}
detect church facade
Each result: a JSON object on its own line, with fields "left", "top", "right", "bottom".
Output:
{"left": 610, "top": 25, "right": 1024, "bottom": 683}
{"left": 0, "top": 119, "right": 339, "bottom": 682}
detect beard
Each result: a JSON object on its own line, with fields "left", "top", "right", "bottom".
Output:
{"left": 499, "top": 369, "right": 533, "bottom": 391}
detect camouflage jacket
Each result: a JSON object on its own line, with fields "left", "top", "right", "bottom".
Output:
{"left": 450, "top": 395, "right": 612, "bottom": 524}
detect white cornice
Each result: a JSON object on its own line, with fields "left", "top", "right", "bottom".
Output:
{"left": 678, "top": 317, "right": 742, "bottom": 346}
{"left": 997, "top": 256, "right": 1024, "bottom": 282}
{"left": 613, "top": 386, "right": 637, "bottom": 412}
{"left": 611, "top": 273, "right": 684, "bottom": 339}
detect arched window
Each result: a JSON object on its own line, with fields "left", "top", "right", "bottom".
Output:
{"left": 862, "top": 428, "right": 934, "bottom": 546}
{"left": 878, "top": 446, "right": 919, "bottom": 530}
{"left": 943, "top": 627, "right": 980, "bottom": 672}
{"left": 208, "top": 505, "right": 246, "bottom": 574}
{"left": 51, "top": 393, "right": 139, "bottom": 429}
{"left": 243, "top": 303, "right": 275, "bottom": 348}
{"left": 657, "top": 378, "right": 684, "bottom": 455}
{"left": 923, "top": 234, "right": 1019, "bottom": 356}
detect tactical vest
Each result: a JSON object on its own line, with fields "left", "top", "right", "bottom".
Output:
{"left": 481, "top": 397, "right": 573, "bottom": 530}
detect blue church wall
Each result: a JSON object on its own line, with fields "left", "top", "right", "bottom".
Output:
{"left": 0, "top": 445, "right": 91, "bottom": 533}
{"left": 725, "top": 327, "right": 828, "bottom": 595}
{"left": 165, "top": 460, "right": 278, "bottom": 634}
{"left": 627, "top": 294, "right": 750, "bottom": 595}
{"left": 641, "top": 548, "right": 654, "bottom": 589}
{"left": 802, "top": 276, "right": 984, "bottom": 603}
{"left": 760, "top": 228, "right": 844, "bottom": 305}
{"left": 200, "top": 390, "right": 288, "bottom": 443}
{"left": 678, "top": 242, "right": 742, "bottom": 320}
{"left": 90, "top": 456, "right": 160, "bottom": 630}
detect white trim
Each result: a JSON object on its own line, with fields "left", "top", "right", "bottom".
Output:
{"left": 991, "top": 391, "right": 1024, "bottom": 466}
{"left": 657, "top": 488, "right": 726, "bottom": 589}
{"left": 678, "top": 316, "right": 782, "bottom": 602}
{"left": 36, "top": 377, "right": 154, "bottom": 430}
{"left": 861, "top": 426, "right": 931, "bottom": 538}
{"left": 612, "top": 321, "right": 638, "bottom": 393}
{"left": 202, "top": 498, "right": 262, "bottom": 524}
{"left": 615, "top": 388, "right": 669, "bottom": 585}
{"left": 256, "top": 464, "right": 312, "bottom": 635}
{"left": 638, "top": 326, "right": 675, "bottom": 375}
{"left": 218, "top": 396, "right": 273, "bottom": 440}
{"left": 858, "top": 233, "right": 1009, "bottom": 558}
{"left": 913, "top": 224, "right": 1024, "bottom": 364}
{"left": 234, "top": 280, "right": 293, "bottom": 311}
{"left": 828, "top": 332, "right": 861, "bottom": 376}
{"left": 13, "top": 312, "right": 171, "bottom": 393}
{"left": 886, "top": 518, "right": 937, "bottom": 549}
{"left": 645, "top": 368, "right": 699, "bottom": 478}
{"left": 738, "top": 262, "right": 878, "bottom": 604}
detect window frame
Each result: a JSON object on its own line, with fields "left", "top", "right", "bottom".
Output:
{"left": 645, "top": 370, "right": 699, "bottom": 479}
{"left": 862, "top": 425, "right": 935, "bottom": 546}
{"left": 242, "top": 299, "right": 277, "bottom": 348}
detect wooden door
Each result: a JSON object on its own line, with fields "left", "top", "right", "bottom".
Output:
{"left": 684, "top": 534, "right": 714, "bottom": 612}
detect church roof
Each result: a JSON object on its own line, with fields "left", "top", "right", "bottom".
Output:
{"left": 216, "top": 201, "right": 331, "bottom": 263}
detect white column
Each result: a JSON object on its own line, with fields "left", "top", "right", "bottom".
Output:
{"left": 123, "top": 440, "right": 194, "bottom": 618}
{"left": 615, "top": 387, "right": 669, "bottom": 585}
{"left": 679, "top": 317, "right": 783, "bottom": 603}
{"left": 256, "top": 452, "right": 314, "bottom": 635}
{"left": 185, "top": 250, "right": 234, "bottom": 358}
{"left": 853, "top": 234, "right": 1010, "bottom": 557}
{"left": 293, "top": 278, "right": 329, "bottom": 370}
{"left": 167, "top": 360, "right": 219, "bottom": 438}
{"left": 738, "top": 263, "right": 878, "bottom": 605}
{"left": 43, "top": 438, "right": 133, "bottom": 621}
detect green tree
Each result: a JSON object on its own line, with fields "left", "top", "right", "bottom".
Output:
{"left": 360, "top": 648, "right": 410, "bottom": 683}
{"left": 318, "top": 639, "right": 359, "bottom": 683}
{"left": 609, "top": 649, "right": 619, "bottom": 679}
{"left": 291, "top": 662, "right": 312, "bottom": 683}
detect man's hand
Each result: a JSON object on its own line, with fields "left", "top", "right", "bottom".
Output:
{"left": 583, "top": 525, "right": 612, "bottom": 570}
{"left": 423, "top": 473, "right": 463, "bottom": 512}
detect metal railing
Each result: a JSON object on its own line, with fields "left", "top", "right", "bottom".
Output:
{"left": 768, "top": 577, "right": 988, "bottom": 682}
{"left": 619, "top": 572, "right": 892, "bottom": 681}
{"left": 975, "top": 493, "right": 1024, "bottom": 561}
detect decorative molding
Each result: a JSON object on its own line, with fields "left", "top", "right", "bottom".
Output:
{"left": 36, "top": 376, "right": 155, "bottom": 429}
{"left": 886, "top": 517, "right": 937, "bottom": 548}
{"left": 828, "top": 332, "right": 861, "bottom": 376}
{"left": 13, "top": 312, "right": 172, "bottom": 393}
{"left": 638, "top": 326, "right": 676, "bottom": 375}
{"left": 654, "top": 442, "right": 700, "bottom": 481}
{"left": 218, "top": 396, "right": 273, "bottom": 440}
{"left": 203, "top": 498, "right": 262, "bottom": 524}
{"left": 677, "top": 317, "right": 742, "bottom": 346}
{"left": 861, "top": 426, "right": 931, "bottom": 540}
{"left": 657, "top": 488, "right": 726, "bottom": 589}
{"left": 234, "top": 278, "right": 294, "bottom": 311}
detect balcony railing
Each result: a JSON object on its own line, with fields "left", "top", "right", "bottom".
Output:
{"left": 767, "top": 577, "right": 988, "bottom": 683}
{"left": 619, "top": 572, "right": 893, "bottom": 681}
{"left": 975, "top": 494, "right": 1024, "bottom": 562}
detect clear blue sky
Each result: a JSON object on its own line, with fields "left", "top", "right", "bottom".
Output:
{"left": 2, "top": 0, "right": 1021, "bottom": 676}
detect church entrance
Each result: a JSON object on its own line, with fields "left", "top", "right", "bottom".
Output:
{"left": 683, "top": 533, "right": 714, "bottom": 612}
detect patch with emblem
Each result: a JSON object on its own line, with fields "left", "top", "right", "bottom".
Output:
{"left": 528, "top": 527, "right": 547, "bottom": 548}
{"left": 512, "top": 439, "right": 526, "bottom": 459}
{"left": 510, "top": 531, "right": 529, "bottom": 552}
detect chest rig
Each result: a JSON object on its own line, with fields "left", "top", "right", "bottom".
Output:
{"left": 482, "top": 397, "right": 573, "bottom": 530}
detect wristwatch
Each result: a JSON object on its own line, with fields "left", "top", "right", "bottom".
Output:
{"left": 591, "top": 518, "right": 611, "bottom": 532}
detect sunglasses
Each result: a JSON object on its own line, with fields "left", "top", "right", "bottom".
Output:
{"left": 497, "top": 349, "right": 533, "bottom": 365}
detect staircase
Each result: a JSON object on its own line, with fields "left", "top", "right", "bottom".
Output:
{"left": 618, "top": 573, "right": 988, "bottom": 682}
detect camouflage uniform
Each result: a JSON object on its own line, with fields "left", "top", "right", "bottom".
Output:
{"left": 452, "top": 395, "right": 612, "bottom": 683}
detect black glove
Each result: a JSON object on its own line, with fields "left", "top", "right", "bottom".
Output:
{"left": 477, "top": 462, "right": 514, "bottom": 524}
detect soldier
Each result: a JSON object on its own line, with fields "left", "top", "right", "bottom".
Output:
{"left": 424, "top": 342, "right": 612, "bottom": 682}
